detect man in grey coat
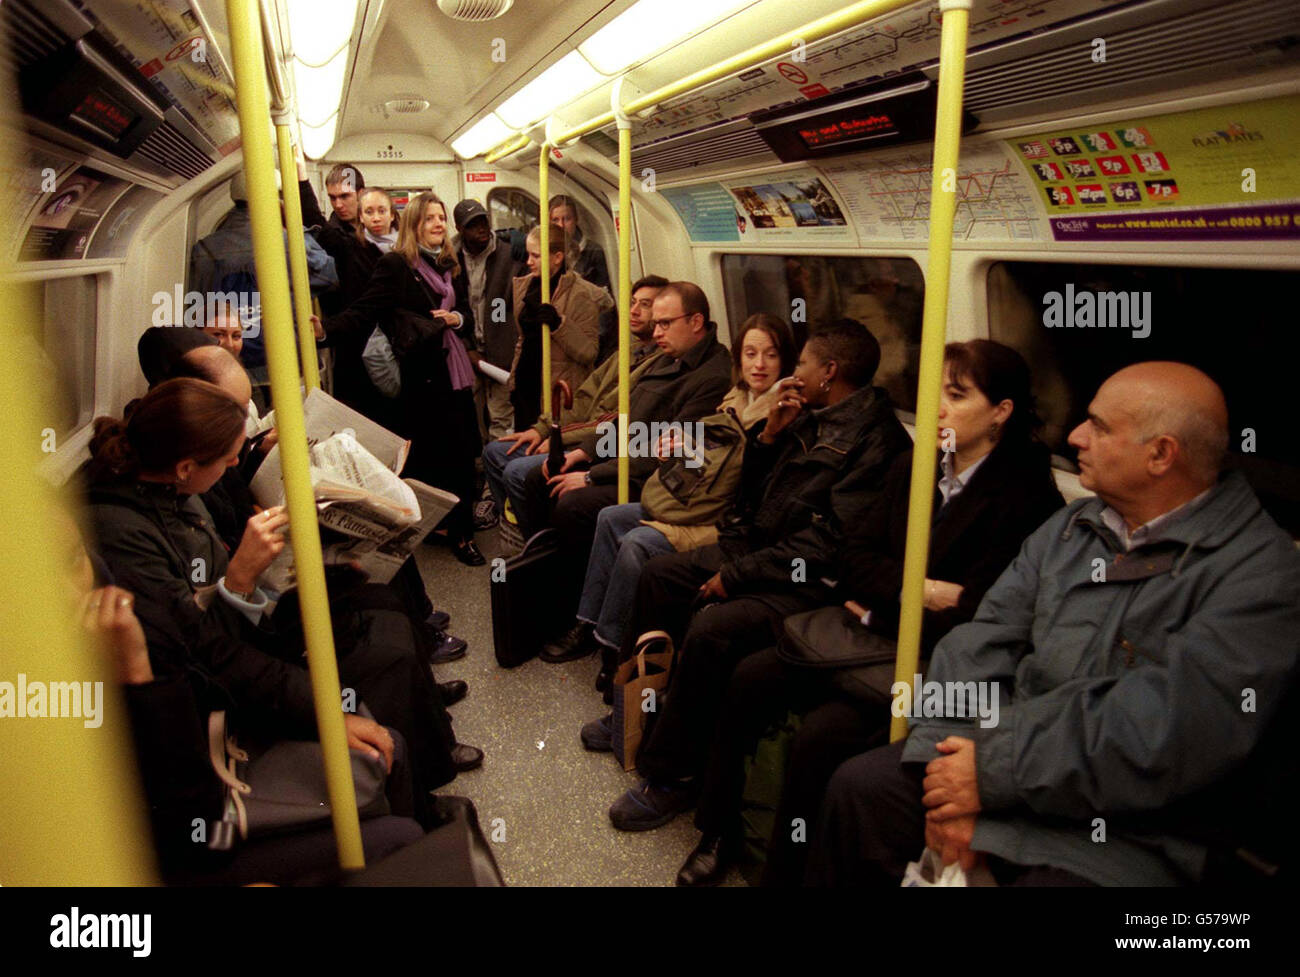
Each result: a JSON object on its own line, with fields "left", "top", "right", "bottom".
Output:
{"left": 809, "top": 362, "right": 1300, "bottom": 886}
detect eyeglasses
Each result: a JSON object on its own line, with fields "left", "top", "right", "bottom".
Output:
{"left": 651, "top": 314, "right": 691, "bottom": 329}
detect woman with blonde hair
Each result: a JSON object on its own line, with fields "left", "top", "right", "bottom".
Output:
{"left": 320, "top": 191, "right": 485, "bottom": 565}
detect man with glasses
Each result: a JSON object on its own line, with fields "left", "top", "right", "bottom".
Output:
{"left": 516, "top": 281, "right": 732, "bottom": 622}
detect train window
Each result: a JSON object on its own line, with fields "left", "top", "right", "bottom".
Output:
{"left": 720, "top": 254, "right": 925, "bottom": 412}
{"left": 487, "top": 188, "right": 539, "bottom": 232}
{"left": 988, "top": 261, "right": 1300, "bottom": 534}
{"left": 18, "top": 275, "right": 97, "bottom": 439}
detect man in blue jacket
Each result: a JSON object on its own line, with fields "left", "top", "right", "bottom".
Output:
{"left": 809, "top": 362, "right": 1300, "bottom": 886}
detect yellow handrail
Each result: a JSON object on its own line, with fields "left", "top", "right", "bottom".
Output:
{"left": 484, "top": 133, "right": 531, "bottom": 164}
{"left": 226, "top": 0, "right": 364, "bottom": 868}
{"left": 539, "top": 145, "right": 552, "bottom": 417}
{"left": 614, "top": 95, "right": 633, "bottom": 504}
{"left": 890, "top": 0, "right": 972, "bottom": 742}
{"left": 551, "top": 0, "right": 919, "bottom": 146}
{"left": 275, "top": 124, "right": 321, "bottom": 391}
{"left": 0, "top": 283, "right": 157, "bottom": 884}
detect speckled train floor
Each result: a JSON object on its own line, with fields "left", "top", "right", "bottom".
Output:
{"left": 414, "top": 527, "right": 744, "bottom": 887}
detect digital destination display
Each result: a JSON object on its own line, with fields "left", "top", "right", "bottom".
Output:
{"left": 71, "top": 89, "right": 136, "bottom": 139}
{"left": 798, "top": 113, "right": 898, "bottom": 149}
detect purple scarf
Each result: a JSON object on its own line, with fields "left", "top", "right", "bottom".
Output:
{"left": 415, "top": 256, "right": 474, "bottom": 391}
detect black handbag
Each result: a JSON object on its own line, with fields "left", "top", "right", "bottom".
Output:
{"left": 489, "top": 528, "right": 581, "bottom": 667}
{"left": 776, "top": 605, "right": 916, "bottom": 706}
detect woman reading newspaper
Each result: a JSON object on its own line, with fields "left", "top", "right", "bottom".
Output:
{"left": 84, "top": 379, "right": 482, "bottom": 828}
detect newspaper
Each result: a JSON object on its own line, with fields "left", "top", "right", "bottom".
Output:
{"left": 249, "top": 391, "right": 455, "bottom": 590}
{"left": 249, "top": 388, "right": 410, "bottom": 505}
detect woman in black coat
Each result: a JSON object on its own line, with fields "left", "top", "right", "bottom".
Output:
{"left": 321, "top": 191, "right": 485, "bottom": 565}
{"left": 675, "top": 340, "right": 1066, "bottom": 887}
{"left": 85, "top": 379, "right": 474, "bottom": 829}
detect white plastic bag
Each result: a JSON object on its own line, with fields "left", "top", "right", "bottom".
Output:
{"left": 901, "top": 848, "right": 997, "bottom": 887}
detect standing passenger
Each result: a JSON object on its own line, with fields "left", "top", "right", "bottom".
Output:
{"left": 319, "top": 191, "right": 485, "bottom": 566}
{"left": 508, "top": 223, "right": 611, "bottom": 433}
{"left": 454, "top": 198, "right": 521, "bottom": 443}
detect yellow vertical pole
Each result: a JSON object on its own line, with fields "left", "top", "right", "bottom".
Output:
{"left": 891, "top": 0, "right": 972, "bottom": 742}
{"left": 0, "top": 283, "right": 157, "bottom": 884}
{"left": 275, "top": 123, "right": 321, "bottom": 391}
{"left": 613, "top": 95, "right": 633, "bottom": 505}
{"left": 226, "top": 0, "right": 364, "bottom": 867}
{"left": 539, "top": 145, "right": 552, "bottom": 416}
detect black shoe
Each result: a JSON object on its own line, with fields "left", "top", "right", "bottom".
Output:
{"left": 540, "top": 621, "right": 599, "bottom": 663}
{"left": 426, "top": 610, "right": 451, "bottom": 632}
{"left": 427, "top": 629, "right": 468, "bottom": 664}
{"left": 580, "top": 712, "right": 613, "bottom": 752}
{"left": 438, "top": 679, "right": 468, "bottom": 706}
{"left": 676, "top": 834, "right": 733, "bottom": 887}
{"left": 453, "top": 539, "right": 486, "bottom": 566}
{"left": 594, "top": 664, "right": 614, "bottom": 693}
{"left": 451, "top": 743, "right": 483, "bottom": 772}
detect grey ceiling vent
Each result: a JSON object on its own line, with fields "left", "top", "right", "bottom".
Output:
{"left": 632, "top": 126, "right": 774, "bottom": 174}
{"left": 131, "top": 119, "right": 214, "bottom": 182}
{"left": 962, "top": 0, "right": 1300, "bottom": 122}
{"left": 435, "top": 0, "right": 515, "bottom": 22}
{"left": 385, "top": 97, "right": 431, "bottom": 114}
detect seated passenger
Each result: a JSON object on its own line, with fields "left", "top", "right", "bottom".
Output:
{"left": 516, "top": 282, "right": 733, "bottom": 598}
{"left": 603, "top": 319, "right": 911, "bottom": 830}
{"left": 676, "top": 340, "right": 1064, "bottom": 886}
{"left": 152, "top": 340, "right": 466, "bottom": 668}
{"left": 203, "top": 304, "right": 245, "bottom": 361}
{"left": 541, "top": 313, "right": 796, "bottom": 673}
{"left": 59, "top": 508, "right": 423, "bottom": 883}
{"left": 84, "top": 379, "right": 481, "bottom": 829}
{"left": 808, "top": 362, "right": 1300, "bottom": 886}
{"left": 481, "top": 274, "right": 667, "bottom": 529}
{"left": 508, "top": 223, "right": 611, "bottom": 432}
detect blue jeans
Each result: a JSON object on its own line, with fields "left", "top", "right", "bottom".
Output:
{"left": 482, "top": 439, "right": 546, "bottom": 523}
{"left": 577, "top": 503, "right": 674, "bottom": 651}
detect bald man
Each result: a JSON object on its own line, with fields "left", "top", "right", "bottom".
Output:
{"left": 807, "top": 362, "right": 1300, "bottom": 887}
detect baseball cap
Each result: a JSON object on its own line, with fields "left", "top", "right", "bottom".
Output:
{"left": 453, "top": 199, "right": 489, "bottom": 229}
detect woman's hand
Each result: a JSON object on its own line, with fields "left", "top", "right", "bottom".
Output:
{"left": 82, "top": 586, "right": 153, "bottom": 686}
{"left": 430, "top": 309, "right": 462, "bottom": 329}
{"left": 227, "top": 506, "right": 289, "bottom": 594}
{"left": 923, "top": 579, "right": 964, "bottom": 612}
{"left": 758, "top": 377, "right": 805, "bottom": 443}
{"left": 310, "top": 314, "right": 324, "bottom": 340}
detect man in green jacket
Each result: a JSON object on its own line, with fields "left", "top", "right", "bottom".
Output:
{"left": 480, "top": 275, "right": 667, "bottom": 527}
{"left": 809, "top": 362, "right": 1300, "bottom": 886}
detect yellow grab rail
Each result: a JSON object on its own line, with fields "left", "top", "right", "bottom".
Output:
{"left": 484, "top": 133, "right": 531, "bottom": 164}
{"left": 613, "top": 85, "right": 633, "bottom": 504}
{"left": 552, "top": 0, "right": 919, "bottom": 147}
{"left": 539, "top": 144, "right": 552, "bottom": 416}
{"left": 226, "top": 0, "right": 364, "bottom": 868}
{"left": 0, "top": 283, "right": 157, "bottom": 884}
{"left": 890, "top": 0, "right": 972, "bottom": 742}
{"left": 275, "top": 124, "right": 321, "bottom": 391}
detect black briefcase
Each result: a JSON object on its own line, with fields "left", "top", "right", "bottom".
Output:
{"left": 341, "top": 796, "right": 505, "bottom": 886}
{"left": 490, "top": 528, "right": 578, "bottom": 668}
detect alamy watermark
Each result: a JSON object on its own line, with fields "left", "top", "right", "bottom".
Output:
{"left": 890, "top": 673, "right": 1000, "bottom": 729}
{"left": 594, "top": 419, "right": 705, "bottom": 468}
{"left": 151, "top": 286, "right": 262, "bottom": 336}
{"left": 0, "top": 674, "right": 103, "bottom": 728}
{"left": 1042, "top": 284, "right": 1151, "bottom": 338}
